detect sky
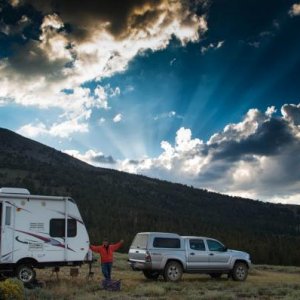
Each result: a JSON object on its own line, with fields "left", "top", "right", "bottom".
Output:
{"left": 0, "top": 0, "right": 300, "bottom": 204}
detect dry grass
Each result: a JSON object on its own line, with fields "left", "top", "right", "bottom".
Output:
{"left": 24, "top": 253, "right": 300, "bottom": 299}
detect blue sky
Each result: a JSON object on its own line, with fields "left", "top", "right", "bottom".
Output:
{"left": 1, "top": 0, "right": 300, "bottom": 203}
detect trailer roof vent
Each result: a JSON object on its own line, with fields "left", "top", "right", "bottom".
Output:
{"left": 0, "top": 187, "right": 30, "bottom": 195}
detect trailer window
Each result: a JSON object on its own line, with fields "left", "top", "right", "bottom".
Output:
{"left": 5, "top": 206, "right": 11, "bottom": 226}
{"left": 153, "top": 237, "right": 181, "bottom": 248}
{"left": 50, "top": 219, "right": 77, "bottom": 238}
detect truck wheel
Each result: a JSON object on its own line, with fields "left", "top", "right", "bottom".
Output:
{"left": 232, "top": 262, "right": 248, "bottom": 281}
{"left": 163, "top": 261, "right": 183, "bottom": 282}
{"left": 143, "top": 270, "right": 160, "bottom": 280}
{"left": 16, "top": 264, "right": 36, "bottom": 284}
{"left": 209, "top": 273, "right": 222, "bottom": 279}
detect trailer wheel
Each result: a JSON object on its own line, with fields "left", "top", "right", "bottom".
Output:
{"left": 16, "top": 264, "right": 36, "bottom": 284}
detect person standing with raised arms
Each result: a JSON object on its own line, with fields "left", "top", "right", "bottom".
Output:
{"left": 90, "top": 238, "right": 124, "bottom": 280}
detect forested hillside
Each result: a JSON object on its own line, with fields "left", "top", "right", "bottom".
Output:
{"left": 1, "top": 128, "right": 300, "bottom": 265}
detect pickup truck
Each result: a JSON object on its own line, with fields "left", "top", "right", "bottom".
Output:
{"left": 128, "top": 232, "right": 251, "bottom": 282}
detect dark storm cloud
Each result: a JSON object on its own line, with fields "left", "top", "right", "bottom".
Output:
{"left": 282, "top": 103, "right": 300, "bottom": 125}
{"left": 22, "top": 0, "right": 203, "bottom": 41}
{"left": 92, "top": 154, "right": 116, "bottom": 165}
{"left": 25, "top": 0, "right": 153, "bottom": 39}
{"left": 0, "top": 0, "right": 206, "bottom": 128}
{"left": 8, "top": 40, "right": 67, "bottom": 76}
{"left": 212, "top": 118, "right": 296, "bottom": 161}
{"left": 128, "top": 159, "right": 140, "bottom": 165}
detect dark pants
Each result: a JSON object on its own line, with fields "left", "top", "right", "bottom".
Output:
{"left": 101, "top": 262, "right": 112, "bottom": 280}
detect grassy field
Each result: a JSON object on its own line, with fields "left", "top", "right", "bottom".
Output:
{"left": 24, "top": 253, "right": 300, "bottom": 300}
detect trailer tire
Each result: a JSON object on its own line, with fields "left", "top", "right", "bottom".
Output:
{"left": 16, "top": 264, "right": 36, "bottom": 284}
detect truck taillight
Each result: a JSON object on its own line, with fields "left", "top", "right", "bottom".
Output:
{"left": 145, "top": 251, "right": 151, "bottom": 262}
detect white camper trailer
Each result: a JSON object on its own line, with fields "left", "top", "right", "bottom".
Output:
{"left": 0, "top": 187, "right": 90, "bottom": 283}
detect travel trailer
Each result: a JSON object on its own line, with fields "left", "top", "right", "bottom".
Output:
{"left": 0, "top": 187, "right": 90, "bottom": 283}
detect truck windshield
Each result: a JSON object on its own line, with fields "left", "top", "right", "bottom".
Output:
{"left": 131, "top": 234, "right": 148, "bottom": 249}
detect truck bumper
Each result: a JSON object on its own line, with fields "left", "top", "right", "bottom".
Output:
{"left": 128, "top": 260, "right": 152, "bottom": 271}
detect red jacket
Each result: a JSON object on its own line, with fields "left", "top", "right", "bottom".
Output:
{"left": 90, "top": 242, "right": 123, "bottom": 263}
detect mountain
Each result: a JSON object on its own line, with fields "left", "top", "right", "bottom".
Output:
{"left": 0, "top": 128, "right": 300, "bottom": 265}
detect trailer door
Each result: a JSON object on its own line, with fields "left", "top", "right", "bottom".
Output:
{"left": 1, "top": 202, "right": 14, "bottom": 263}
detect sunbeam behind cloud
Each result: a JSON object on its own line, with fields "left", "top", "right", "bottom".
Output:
{"left": 65, "top": 103, "right": 300, "bottom": 204}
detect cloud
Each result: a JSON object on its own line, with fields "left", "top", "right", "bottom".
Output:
{"left": 289, "top": 3, "right": 300, "bottom": 16}
{"left": 265, "top": 105, "right": 277, "bottom": 117}
{"left": 0, "top": 0, "right": 207, "bottom": 136}
{"left": 25, "top": 104, "right": 300, "bottom": 204}
{"left": 170, "top": 58, "right": 176, "bottom": 66}
{"left": 40, "top": 102, "right": 299, "bottom": 203}
{"left": 115, "top": 103, "right": 300, "bottom": 203}
{"left": 113, "top": 113, "right": 122, "bottom": 123}
{"left": 17, "top": 122, "right": 47, "bottom": 138}
{"left": 248, "top": 41, "right": 260, "bottom": 48}
{"left": 201, "top": 40, "right": 224, "bottom": 54}
{"left": 281, "top": 103, "right": 300, "bottom": 125}
{"left": 23, "top": 0, "right": 207, "bottom": 42}
{"left": 0, "top": 14, "right": 31, "bottom": 35}
{"left": 14, "top": 84, "right": 121, "bottom": 138}
{"left": 64, "top": 149, "right": 116, "bottom": 166}
{"left": 153, "top": 110, "right": 183, "bottom": 121}
{"left": 98, "top": 118, "right": 106, "bottom": 125}
{"left": 17, "top": 117, "right": 89, "bottom": 139}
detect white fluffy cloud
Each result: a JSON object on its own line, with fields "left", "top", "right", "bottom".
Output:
{"left": 16, "top": 85, "right": 120, "bottom": 138}
{"left": 18, "top": 116, "right": 89, "bottom": 139}
{"left": 66, "top": 103, "right": 300, "bottom": 204}
{"left": 113, "top": 113, "right": 123, "bottom": 123}
{"left": 154, "top": 111, "right": 183, "bottom": 121}
{"left": 1, "top": 0, "right": 207, "bottom": 137}
{"left": 289, "top": 3, "right": 300, "bottom": 16}
{"left": 64, "top": 149, "right": 116, "bottom": 166}
{"left": 201, "top": 40, "right": 224, "bottom": 54}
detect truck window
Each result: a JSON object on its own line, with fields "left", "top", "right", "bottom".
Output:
{"left": 207, "top": 239, "right": 225, "bottom": 252}
{"left": 5, "top": 206, "right": 11, "bottom": 226}
{"left": 131, "top": 234, "right": 148, "bottom": 249}
{"left": 50, "top": 219, "right": 77, "bottom": 238}
{"left": 153, "top": 237, "right": 181, "bottom": 248}
{"left": 189, "top": 239, "right": 206, "bottom": 251}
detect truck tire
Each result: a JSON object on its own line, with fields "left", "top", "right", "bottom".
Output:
{"left": 16, "top": 264, "right": 36, "bottom": 284}
{"left": 143, "top": 270, "right": 160, "bottom": 280}
{"left": 232, "top": 262, "right": 248, "bottom": 281}
{"left": 163, "top": 261, "right": 183, "bottom": 282}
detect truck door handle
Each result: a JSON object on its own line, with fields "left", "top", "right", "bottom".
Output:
{"left": 135, "top": 251, "right": 139, "bottom": 253}
{"left": 209, "top": 253, "right": 214, "bottom": 256}
{"left": 190, "top": 253, "right": 195, "bottom": 256}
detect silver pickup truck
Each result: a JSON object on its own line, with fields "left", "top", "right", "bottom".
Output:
{"left": 128, "top": 232, "right": 251, "bottom": 282}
